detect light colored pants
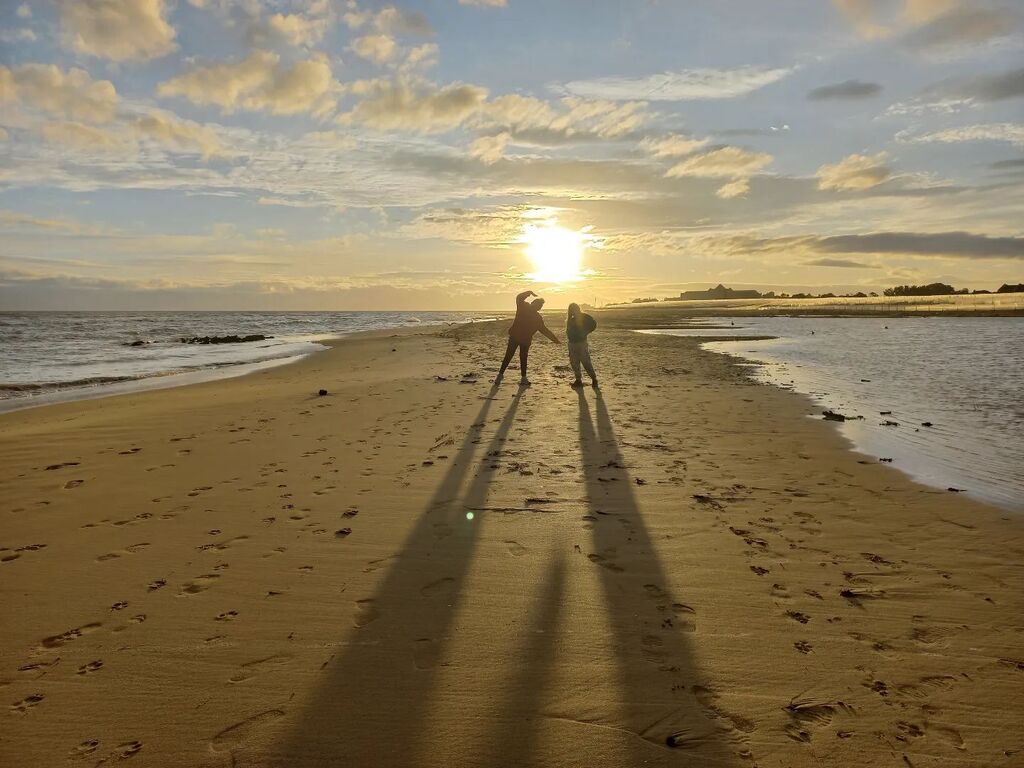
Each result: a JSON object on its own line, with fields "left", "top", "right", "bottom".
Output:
{"left": 568, "top": 340, "right": 597, "bottom": 380}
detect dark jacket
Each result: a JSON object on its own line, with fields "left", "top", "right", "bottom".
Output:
{"left": 566, "top": 313, "right": 597, "bottom": 343}
{"left": 509, "top": 291, "right": 558, "bottom": 345}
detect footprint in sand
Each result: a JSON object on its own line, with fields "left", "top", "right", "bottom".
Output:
{"left": 420, "top": 577, "right": 455, "bottom": 598}
{"left": 896, "top": 674, "right": 959, "bottom": 699}
{"left": 63, "top": 479, "right": 84, "bottom": 489}
{"left": 69, "top": 740, "right": 100, "bottom": 759}
{"left": 931, "top": 724, "right": 967, "bottom": 751}
{"left": 641, "top": 634, "right": 667, "bottom": 664}
{"left": 113, "top": 741, "right": 143, "bottom": 760}
{"left": 77, "top": 660, "right": 104, "bottom": 675}
{"left": 783, "top": 697, "right": 853, "bottom": 743}
{"left": 413, "top": 639, "right": 440, "bottom": 670}
{"left": 228, "top": 655, "right": 293, "bottom": 683}
{"left": 587, "top": 553, "right": 624, "bottom": 572}
{"left": 504, "top": 541, "right": 527, "bottom": 557}
{"left": 210, "top": 710, "right": 284, "bottom": 754}
{"left": 179, "top": 574, "right": 220, "bottom": 595}
{"left": 11, "top": 693, "right": 45, "bottom": 714}
{"left": 215, "top": 611, "right": 238, "bottom": 622}
{"left": 39, "top": 622, "right": 102, "bottom": 650}
{"left": 666, "top": 603, "right": 697, "bottom": 632}
{"left": 353, "top": 599, "right": 379, "bottom": 627}
{"left": 693, "top": 685, "right": 757, "bottom": 737}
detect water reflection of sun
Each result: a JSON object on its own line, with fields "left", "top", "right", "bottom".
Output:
{"left": 520, "top": 220, "right": 597, "bottom": 283}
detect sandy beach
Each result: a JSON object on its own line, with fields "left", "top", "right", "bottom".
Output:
{"left": 2, "top": 316, "right": 1022, "bottom": 768}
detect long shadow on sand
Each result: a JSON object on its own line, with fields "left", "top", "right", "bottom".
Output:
{"left": 272, "top": 387, "right": 521, "bottom": 766}
{"left": 270, "top": 385, "right": 739, "bottom": 767}
{"left": 575, "top": 389, "right": 742, "bottom": 765}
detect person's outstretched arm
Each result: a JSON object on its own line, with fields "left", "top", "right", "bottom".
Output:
{"left": 515, "top": 290, "right": 536, "bottom": 307}
{"left": 539, "top": 321, "right": 560, "bottom": 344}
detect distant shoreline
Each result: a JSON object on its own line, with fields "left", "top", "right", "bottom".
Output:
{"left": 605, "top": 292, "right": 1024, "bottom": 317}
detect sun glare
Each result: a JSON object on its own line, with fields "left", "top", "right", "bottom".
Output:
{"left": 520, "top": 221, "right": 595, "bottom": 283}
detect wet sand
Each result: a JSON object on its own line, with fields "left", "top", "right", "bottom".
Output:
{"left": 1, "top": 318, "right": 1022, "bottom": 767}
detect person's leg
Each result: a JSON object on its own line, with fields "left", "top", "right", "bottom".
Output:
{"left": 580, "top": 342, "right": 598, "bottom": 386}
{"left": 496, "top": 338, "right": 517, "bottom": 380}
{"left": 519, "top": 343, "right": 530, "bottom": 384}
{"left": 568, "top": 342, "right": 583, "bottom": 386}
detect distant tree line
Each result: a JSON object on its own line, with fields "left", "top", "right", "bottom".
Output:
{"left": 883, "top": 282, "right": 1024, "bottom": 296}
{"left": 883, "top": 283, "right": 966, "bottom": 297}
{"left": 627, "top": 282, "right": 1023, "bottom": 304}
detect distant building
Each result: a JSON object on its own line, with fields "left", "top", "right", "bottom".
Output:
{"left": 677, "top": 284, "right": 762, "bottom": 300}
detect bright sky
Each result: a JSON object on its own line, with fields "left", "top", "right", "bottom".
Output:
{"left": 1, "top": 0, "right": 1022, "bottom": 310}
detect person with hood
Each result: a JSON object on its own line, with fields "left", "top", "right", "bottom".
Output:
{"left": 566, "top": 303, "right": 598, "bottom": 388}
{"left": 496, "top": 290, "right": 560, "bottom": 386}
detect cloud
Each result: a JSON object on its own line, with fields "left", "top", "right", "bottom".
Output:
{"left": 640, "top": 133, "right": 710, "bottom": 158}
{"left": 57, "top": 0, "right": 177, "bottom": 61}
{"left": 807, "top": 79, "right": 882, "bottom": 100}
{"left": 832, "top": 0, "right": 956, "bottom": 39}
{"left": 470, "top": 133, "right": 510, "bottom": 164}
{"left": 816, "top": 231, "right": 1024, "bottom": 259}
{"left": 459, "top": 0, "right": 507, "bottom": 6}
{"left": 158, "top": 52, "right": 339, "bottom": 117}
{"left": 803, "top": 258, "right": 875, "bottom": 268}
{"left": 903, "top": 123, "right": 1024, "bottom": 147}
{"left": 39, "top": 121, "right": 136, "bottom": 153}
{"left": 561, "top": 65, "right": 793, "bottom": 101}
{"left": 404, "top": 205, "right": 547, "bottom": 246}
{"left": 716, "top": 178, "right": 751, "bottom": 199}
{"left": 1, "top": 64, "right": 119, "bottom": 123}
{"left": 344, "top": 5, "right": 433, "bottom": 36}
{"left": 472, "top": 94, "right": 648, "bottom": 149}
{"left": 340, "top": 78, "right": 488, "bottom": 133}
{"left": 661, "top": 145, "right": 772, "bottom": 200}
{"left": 352, "top": 34, "right": 399, "bottom": 64}
{"left": 132, "top": 110, "right": 228, "bottom": 158}
{"left": 374, "top": 7, "right": 433, "bottom": 36}
{"left": 817, "top": 152, "right": 892, "bottom": 191}
{"left": 991, "top": 158, "right": 1024, "bottom": 170}
{"left": 903, "top": 7, "right": 1017, "bottom": 52}
{"left": 258, "top": 12, "right": 330, "bottom": 47}
{"left": 947, "top": 67, "right": 1024, "bottom": 103}
{"left": 665, "top": 146, "right": 773, "bottom": 178}
{"left": 0, "top": 28, "right": 36, "bottom": 43}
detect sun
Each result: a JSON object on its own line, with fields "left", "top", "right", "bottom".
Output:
{"left": 520, "top": 221, "right": 595, "bottom": 283}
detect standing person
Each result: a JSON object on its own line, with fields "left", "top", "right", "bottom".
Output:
{"left": 566, "top": 302, "right": 598, "bottom": 388}
{"left": 496, "top": 290, "right": 560, "bottom": 386}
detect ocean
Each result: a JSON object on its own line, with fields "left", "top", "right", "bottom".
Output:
{"left": 643, "top": 317, "right": 1023, "bottom": 511}
{"left": 0, "top": 311, "right": 497, "bottom": 412}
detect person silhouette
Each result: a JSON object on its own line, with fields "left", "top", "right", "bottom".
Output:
{"left": 566, "top": 302, "right": 598, "bottom": 388}
{"left": 496, "top": 290, "right": 560, "bottom": 386}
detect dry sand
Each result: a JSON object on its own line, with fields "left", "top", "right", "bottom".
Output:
{"left": 1, "top": 317, "right": 1022, "bottom": 767}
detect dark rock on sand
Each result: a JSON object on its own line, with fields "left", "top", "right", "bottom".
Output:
{"left": 921, "top": 421, "right": 933, "bottom": 427}
{"left": 318, "top": 389, "right": 328, "bottom": 397}
{"left": 179, "top": 334, "right": 270, "bottom": 345}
